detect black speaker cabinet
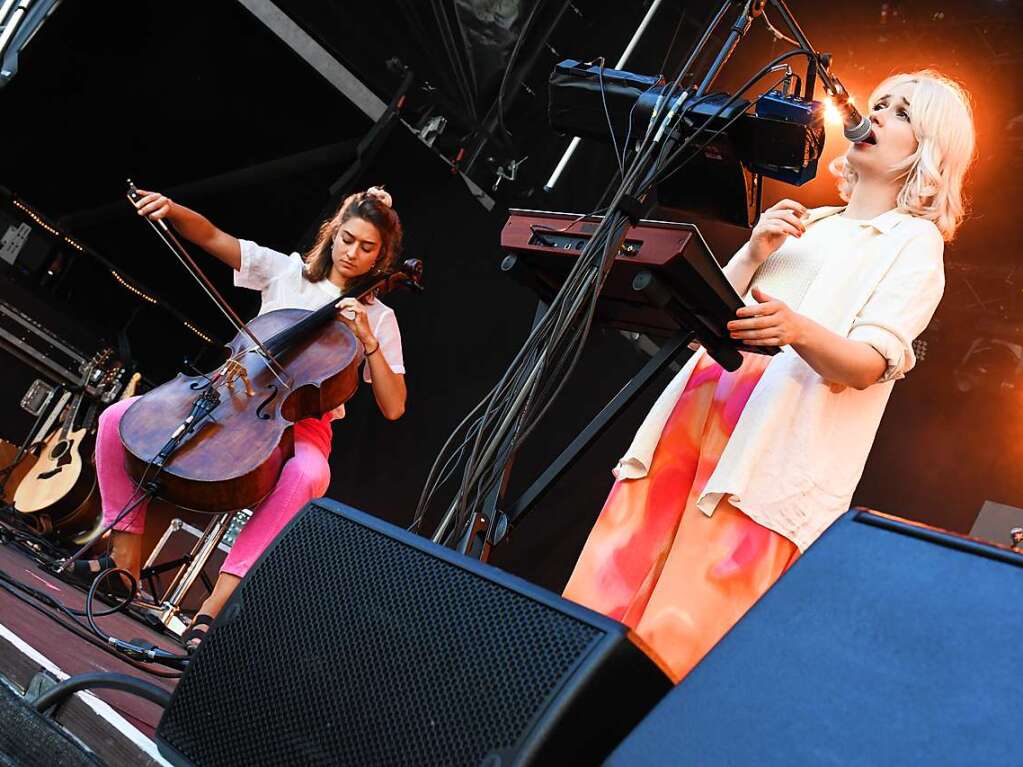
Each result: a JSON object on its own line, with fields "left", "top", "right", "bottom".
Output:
{"left": 156, "top": 499, "right": 671, "bottom": 766}
{"left": 0, "top": 681, "right": 102, "bottom": 766}
{"left": 607, "top": 509, "right": 1023, "bottom": 766}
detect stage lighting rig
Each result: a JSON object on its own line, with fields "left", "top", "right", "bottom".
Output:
{"left": 952, "top": 314, "right": 1023, "bottom": 395}
{"left": 953, "top": 337, "right": 1022, "bottom": 394}
{"left": 545, "top": 1, "right": 876, "bottom": 223}
{"left": 548, "top": 58, "right": 826, "bottom": 224}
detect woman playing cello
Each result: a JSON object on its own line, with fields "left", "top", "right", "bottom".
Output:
{"left": 70, "top": 186, "right": 406, "bottom": 649}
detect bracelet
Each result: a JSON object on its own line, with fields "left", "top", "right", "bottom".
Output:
{"left": 365, "top": 342, "right": 380, "bottom": 356}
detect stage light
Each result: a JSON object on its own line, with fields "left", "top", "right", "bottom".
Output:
{"left": 823, "top": 96, "right": 843, "bottom": 126}
{"left": 953, "top": 338, "right": 1022, "bottom": 393}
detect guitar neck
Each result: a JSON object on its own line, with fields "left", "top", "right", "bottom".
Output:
{"left": 58, "top": 391, "right": 87, "bottom": 440}
{"left": 80, "top": 399, "right": 101, "bottom": 434}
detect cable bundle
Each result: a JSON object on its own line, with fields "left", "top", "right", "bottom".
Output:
{"left": 414, "top": 39, "right": 816, "bottom": 552}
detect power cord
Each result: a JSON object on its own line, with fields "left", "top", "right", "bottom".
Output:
{"left": 84, "top": 568, "right": 190, "bottom": 669}
{"left": 416, "top": 39, "right": 819, "bottom": 547}
{"left": 0, "top": 571, "right": 183, "bottom": 678}
{"left": 32, "top": 672, "right": 171, "bottom": 713}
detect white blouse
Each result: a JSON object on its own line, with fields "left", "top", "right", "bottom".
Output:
{"left": 751, "top": 214, "right": 867, "bottom": 309}
{"left": 615, "top": 206, "right": 945, "bottom": 551}
{"left": 234, "top": 239, "right": 405, "bottom": 419}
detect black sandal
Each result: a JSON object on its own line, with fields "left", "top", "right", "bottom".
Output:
{"left": 182, "top": 614, "right": 214, "bottom": 652}
{"left": 59, "top": 555, "right": 134, "bottom": 600}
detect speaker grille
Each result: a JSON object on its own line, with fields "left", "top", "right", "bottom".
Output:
{"left": 158, "top": 503, "right": 604, "bottom": 766}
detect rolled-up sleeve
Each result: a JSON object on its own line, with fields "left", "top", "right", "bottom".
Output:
{"left": 234, "top": 239, "right": 294, "bottom": 291}
{"left": 848, "top": 223, "right": 945, "bottom": 384}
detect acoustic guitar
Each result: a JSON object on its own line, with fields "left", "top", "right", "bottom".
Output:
{"left": 12, "top": 353, "right": 119, "bottom": 536}
{"left": 14, "top": 382, "right": 98, "bottom": 534}
{"left": 62, "top": 369, "right": 144, "bottom": 546}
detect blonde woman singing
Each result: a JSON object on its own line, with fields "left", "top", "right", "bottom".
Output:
{"left": 564, "top": 71, "right": 976, "bottom": 683}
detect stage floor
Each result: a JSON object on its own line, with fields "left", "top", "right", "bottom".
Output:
{"left": 0, "top": 538, "right": 182, "bottom": 766}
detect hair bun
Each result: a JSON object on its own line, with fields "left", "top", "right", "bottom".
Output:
{"left": 365, "top": 186, "right": 393, "bottom": 208}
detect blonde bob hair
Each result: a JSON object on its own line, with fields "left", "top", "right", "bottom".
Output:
{"left": 829, "top": 70, "right": 975, "bottom": 241}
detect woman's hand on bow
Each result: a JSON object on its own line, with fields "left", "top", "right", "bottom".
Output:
{"left": 134, "top": 190, "right": 174, "bottom": 221}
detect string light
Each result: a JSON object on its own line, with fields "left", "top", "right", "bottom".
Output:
{"left": 110, "top": 269, "right": 159, "bottom": 304}
{"left": 183, "top": 321, "right": 215, "bottom": 345}
{"left": 12, "top": 199, "right": 61, "bottom": 238}
{"left": 11, "top": 196, "right": 216, "bottom": 345}
{"left": 111, "top": 272, "right": 215, "bottom": 343}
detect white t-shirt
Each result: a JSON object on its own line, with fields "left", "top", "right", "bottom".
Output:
{"left": 234, "top": 239, "right": 405, "bottom": 419}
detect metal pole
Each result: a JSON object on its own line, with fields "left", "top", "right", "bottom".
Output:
{"left": 694, "top": 2, "right": 754, "bottom": 98}
{"left": 150, "top": 512, "right": 234, "bottom": 637}
{"left": 767, "top": 0, "right": 836, "bottom": 91}
{"left": 0, "top": 0, "right": 30, "bottom": 58}
{"left": 235, "top": 0, "right": 387, "bottom": 120}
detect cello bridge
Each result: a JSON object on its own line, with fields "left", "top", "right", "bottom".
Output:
{"left": 222, "top": 358, "right": 255, "bottom": 396}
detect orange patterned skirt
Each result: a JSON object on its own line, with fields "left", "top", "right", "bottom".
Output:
{"left": 563, "top": 351, "right": 801, "bottom": 683}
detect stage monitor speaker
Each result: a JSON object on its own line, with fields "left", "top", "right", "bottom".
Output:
{"left": 606, "top": 509, "right": 1023, "bottom": 766}
{"left": 155, "top": 499, "right": 672, "bottom": 767}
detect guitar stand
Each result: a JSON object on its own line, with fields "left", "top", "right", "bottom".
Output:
{"left": 141, "top": 549, "right": 214, "bottom": 601}
{"left": 140, "top": 511, "right": 234, "bottom": 638}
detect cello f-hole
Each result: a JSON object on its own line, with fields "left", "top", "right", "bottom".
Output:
{"left": 255, "top": 385, "right": 280, "bottom": 421}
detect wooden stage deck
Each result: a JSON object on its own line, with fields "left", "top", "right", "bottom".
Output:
{"left": 0, "top": 538, "right": 183, "bottom": 766}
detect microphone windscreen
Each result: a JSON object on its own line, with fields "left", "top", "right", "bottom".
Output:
{"left": 843, "top": 113, "right": 872, "bottom": 143}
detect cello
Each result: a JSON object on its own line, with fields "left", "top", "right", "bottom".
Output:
{"left": 117, "top": 182, "right": 422, "bottom": 513}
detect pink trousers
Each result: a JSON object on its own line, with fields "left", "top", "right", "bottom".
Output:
{"left": 96, "top": 397, "right": 332, "bottom": 577}
{"left": 564, "top": 352, "right": 800, "bottom": 683}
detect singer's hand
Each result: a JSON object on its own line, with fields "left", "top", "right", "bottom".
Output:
{"left": 728, "top": 287, "right": 808, "bottom": 347}
{"left": 134, "top": 190, "right": 174, "bottom": 222}
{"left": 748, "top": 199, "right": 808, "bottom": 264}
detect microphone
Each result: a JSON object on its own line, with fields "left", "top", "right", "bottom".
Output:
{"left": 829, "top": 80, "right": 873, "bottom": 143}
{"left": 154, "top": 388, "right": 220, "bottom": 466}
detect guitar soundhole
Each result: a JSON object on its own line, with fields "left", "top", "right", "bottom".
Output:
{"left": 50, "top": 442, "right": 68, "bottom": 460}
{"left": 255, "top": 385, "right": 278, "bottom": 421}
{"left": 57, "top": 447, "right": 74, "bottom": 467}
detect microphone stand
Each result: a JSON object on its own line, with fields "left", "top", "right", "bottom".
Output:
{"left": 436, "top": 0, "right": 768, "bottom": 559}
